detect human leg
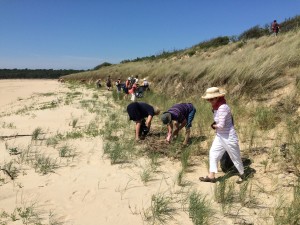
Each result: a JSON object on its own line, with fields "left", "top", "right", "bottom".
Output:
{"left": 218, "top": 137, "right": 244, "bottom": 175}
{"left": 183, "top": 128, "right": 190, "bottom": 145}
{"left": 209, "top": 136, "right": 226, "bottom": 174}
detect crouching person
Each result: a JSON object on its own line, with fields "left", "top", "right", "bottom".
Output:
{"left": 127, "top": 102, "right": 160, "bottom": 141}
{"left": 161, "top": 103, "right": 196, "bottom": 145}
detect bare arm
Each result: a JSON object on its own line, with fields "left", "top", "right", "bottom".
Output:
{"left": 145, "top": 115, "right": 153, "bottom": 129}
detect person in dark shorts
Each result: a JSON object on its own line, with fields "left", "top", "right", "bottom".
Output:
{"left": 127, "top": 102, "right": 160, "bottom": 141}
{"left": 161, "top": 103, "right": 196, "bottom": 145}
{"left": 106, "top": 76, "right": 112, "bottom": 91}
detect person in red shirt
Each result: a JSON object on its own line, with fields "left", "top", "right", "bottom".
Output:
{"left": 271, "top": 20, "right": 280, "bottom": 36}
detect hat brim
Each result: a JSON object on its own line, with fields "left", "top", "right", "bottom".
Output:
{"left": 201, "top": 93, "right": 225, "bottom": 99}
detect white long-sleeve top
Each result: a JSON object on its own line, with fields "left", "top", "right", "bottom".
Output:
{"left": 214, "top": 104, "right": 238, "bottom": 141}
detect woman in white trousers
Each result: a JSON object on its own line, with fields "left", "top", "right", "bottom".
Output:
{"left": 199, "top": 87, "right": 245, "bottom": 183}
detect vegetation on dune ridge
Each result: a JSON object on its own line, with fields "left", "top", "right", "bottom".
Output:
{"left": 62, "top": 28, "right": 300, "bottom": 99}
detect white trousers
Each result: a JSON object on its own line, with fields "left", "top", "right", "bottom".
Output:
{"left": 209, "top": 135, "right": 244, "bottom": 175}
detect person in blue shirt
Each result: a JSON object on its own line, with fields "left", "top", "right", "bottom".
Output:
{"left": 161, "top": 103, "right": 196, "bottom": 145}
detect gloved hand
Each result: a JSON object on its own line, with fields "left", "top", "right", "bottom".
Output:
{"left": 211, "top": 121, "right": 216, "bottom": 130}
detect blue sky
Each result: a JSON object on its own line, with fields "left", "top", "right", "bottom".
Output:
{"left": 0, "top": 0, "right": 299, "bottom": 70}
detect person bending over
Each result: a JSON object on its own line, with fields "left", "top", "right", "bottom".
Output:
{"left": 161, "top": 103, "right": 196, "bottom": 145}
{"left": 127, "top": 102, "right": 160, "bottom": 141}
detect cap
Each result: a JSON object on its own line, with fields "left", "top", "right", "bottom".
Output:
{"left": 161, "top": 112, "right": 172, "bottom": 124}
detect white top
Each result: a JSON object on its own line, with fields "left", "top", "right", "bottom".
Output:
{"left": 213, "top": 104, "right": 238, "bottom": 141}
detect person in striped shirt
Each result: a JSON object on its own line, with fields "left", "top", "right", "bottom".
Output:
{"left": 199, "top": 87, "right": 245, "bottom": 183}
{"left": 161, "top": 103, "right": 196, "bottom": 145}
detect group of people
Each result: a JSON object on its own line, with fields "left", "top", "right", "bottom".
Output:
{"left": 127, "top": 87, "right": 245, "bottom": 184}
{"left": 96, "top": 76, "right": 150, "bottom": 101}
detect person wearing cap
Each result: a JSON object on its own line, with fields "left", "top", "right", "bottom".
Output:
{"left": 199, "top": 87, "right": 245, "bottom": 183}
{"left": 161, "top": 103, "right": 196, "bottom": 145}
{"left": 127, "top": 102, "right": 160, "bottom": 141}
{"left": 142, "top": 78, "right": 150, "bottom": 91}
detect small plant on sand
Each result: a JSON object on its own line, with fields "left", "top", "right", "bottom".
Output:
{"left": 71, "top": 118, "right": 78, "bottom": 128}
{"left": 2, "top": 161, "right": 19, "bottom": 180}
{"left": 181, "top": 148, "right": 191, "bottom": 171}
{"left": 144, "top": 193, "right": 175, "bottom": 224}
{"left": 65, "top": 131, "right": 83, "bottom": 139}
{"left": 33, "top": 153, "right": 58, "bottom": 175}
{"left": 103, "top": 142, "right": 127, "bottom": 164}
{"left": 31, "top": 127, "right": 43, "bottom": 141}
{"left": 188, "top": 190, "right": 213, "bottom": 225}
{"left": 46, "top": 136, "right": 61, "bottom": 147}
{"left": 260, "top": 159, "right": 269, "bottom": 173}
{"left": 85, "top": 119, "right": 101, "bottom": 137}
{"left": 8, "top": 147, "right": 20, "bottom": 155}
{"left": 273, "top": 179, "right": 300, "bottom": 224}
{"left": 148, "top": 152, "right": 160, "bottom": 169}
{"left": 140, "top": 166, "right": 154, "bottom": 184}
{"left": 254, "top": 106, "right": 277, "bottom": 130}
{"left": 238, "top": 179, "right": 252, "bottom": 207}
{"left": 12, "top": 202, "right": 43, "bottom": 225}
{"left": 58, "top": 144, "right": 76, "bottom": 158}
{"left": 214, "top": 178, "right": 235, "bottom": 214}
{"left": 177, "top": 169, "right": 185, "bottom": 186}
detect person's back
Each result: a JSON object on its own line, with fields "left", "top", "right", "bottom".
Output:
{"left": 167, "top": 103, "right": 194, "bottom": 123}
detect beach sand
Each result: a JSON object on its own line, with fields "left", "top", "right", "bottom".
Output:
{"left": 1, "top": 79, "right": 290, "bottom": 225}
{"left": 0, "top": 79, "right": 220, "bottom": 225}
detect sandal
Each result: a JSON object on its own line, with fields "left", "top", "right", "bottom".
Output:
{"left": 199, "top": 176, "right": 216, "bottom": 183}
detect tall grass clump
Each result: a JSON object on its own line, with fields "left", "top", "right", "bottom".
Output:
{"left": 188, "top": 191, "right": 213, "bottom": 225}
{"left": 58, "top": 144, "right": 76, "bottom": 158}
{"left": 143, "top": 193, "right": 175, "bottom": 224}
{"left": 103, "top": 140, "right": 135, "bottom": 164}
{"left": 214, "top": 178, "right": 235, "bottom": 214}
{"left": 273, "top": 179, "right": 300, "bottom": 224}
{"left": 32, "top": 154, "right": 58, "bottom": 175}
{"left": 253, "top": 106, "right": 277, "bottom": 130}
{"left": 31, "top": 127, "right": 43, "bottom": 140}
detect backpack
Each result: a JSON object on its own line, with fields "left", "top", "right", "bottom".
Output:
{"left": 220, "top": 151, "right": 252, "bottom": 173}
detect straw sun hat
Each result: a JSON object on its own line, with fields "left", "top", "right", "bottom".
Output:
{"left": 201, "top": 87, "right": 226, "bottom": 99}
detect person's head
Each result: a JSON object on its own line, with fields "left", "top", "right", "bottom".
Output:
{"left": 153, "top": 107, "right": 160, "bottom": 115}
{"left": 274, "top": 20, "right": 277, "bottom": 22}
{"left": 143, "top": 78, "right": 146, "bottom": 81}
{"left": 128, "top": 77, "right": 131, "bottom": 81}
{"left": 201, "top": 87, "right": 226, "bottom": 104}
{"left": 161, "top": 112, "right": 172, "bottom": 125}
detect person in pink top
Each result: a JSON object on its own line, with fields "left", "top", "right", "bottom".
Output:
{"left": 199, "top": 87, "right": 245, "bottom": 183}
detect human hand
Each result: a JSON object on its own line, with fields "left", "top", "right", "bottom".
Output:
{"left": 211, "top": 122, "right": 216, "bottom": 130}
{"left": 166, "top": 133, "right": 172, "bottom": 143}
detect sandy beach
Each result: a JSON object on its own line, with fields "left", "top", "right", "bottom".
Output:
{"left": 1, "top": 79, "right": 295, "bottom": 225}
{"left": 0, "top": 79, "right": 217, "bottom": 225}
